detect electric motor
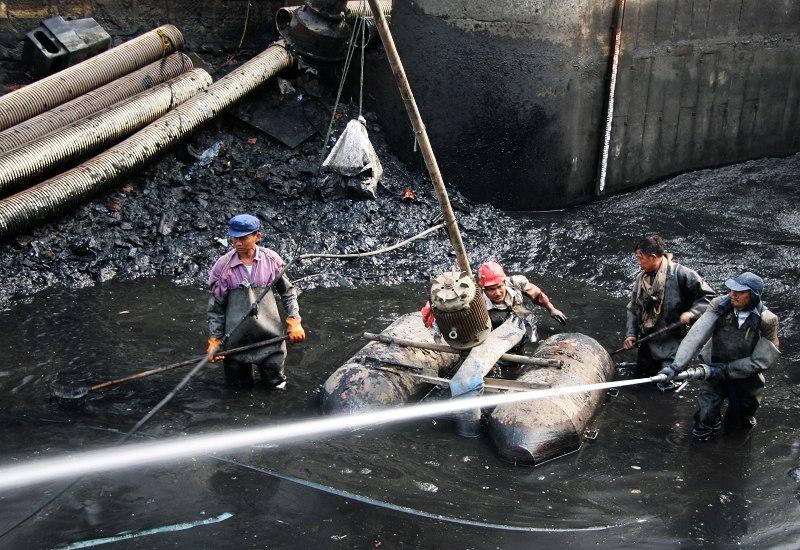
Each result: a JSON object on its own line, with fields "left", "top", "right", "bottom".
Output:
{"left": 429, "top": 267, "right": 491, "bottom": 350}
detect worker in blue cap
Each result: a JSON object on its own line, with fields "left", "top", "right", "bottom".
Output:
{"left": 659, "top": 272, "right": 780, "bottom": 439}
{"left": 206, "top": 214, "right": 305, "bottom": 389}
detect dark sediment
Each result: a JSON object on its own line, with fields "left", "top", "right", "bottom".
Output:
{"left": 0, "top": 59, "right": 507, "bottom": 311}
{"left": 1, "top": 50, "right": 799, "bottom": 329}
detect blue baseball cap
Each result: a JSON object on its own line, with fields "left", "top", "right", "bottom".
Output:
{"left": 227, "top": 214, "right": 260, "bottom": 237}
{"left": 725, "top": 272, "right": 763, "bottom": 296}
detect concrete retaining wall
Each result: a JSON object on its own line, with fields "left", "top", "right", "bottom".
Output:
{"left": 608, "top": 0, "right": 800, "bottom": 196}
{"left": 2, "top": 0, "right": 798, "bottom": 210}
{"left": 364, "top": 0, "right": 800, "bottom": 210}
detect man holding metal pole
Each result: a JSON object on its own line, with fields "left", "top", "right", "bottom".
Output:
{"left": 206, "top": 214, "right": 306, "bottom": 389}
{"left": 659, "top": 272, "right": 780, "bottom": 440}
{"left": 622, "top": 234, "right": 716, "bottom": 390}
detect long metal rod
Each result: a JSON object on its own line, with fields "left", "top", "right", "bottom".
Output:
{"left": 366, "top": 0, "right": 472, "bottom": 276}
{"left": 90, "top": 335, "right": 291, "bottom": 392}
{"left": 363, "top": 332, "right": 563, "bottom": 367}
{"left": 409, "top": 372, "right": 549, "bottom": 391}
{"left": 595, "top": 0, "right": 626, "bottom": 195}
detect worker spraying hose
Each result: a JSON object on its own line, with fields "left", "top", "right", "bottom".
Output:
{"left": 658, "top": 272, "right": 781, "bottom": 440}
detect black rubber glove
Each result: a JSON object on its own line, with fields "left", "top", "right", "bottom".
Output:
{"left": 657, "top": 364, "right": 680, "bottom": 380}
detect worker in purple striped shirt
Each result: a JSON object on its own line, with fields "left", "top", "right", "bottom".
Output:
{"left": 206, "top": 214, "right": 305, "bottom": 389}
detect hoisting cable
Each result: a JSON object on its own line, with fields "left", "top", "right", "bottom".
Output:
{"left": 301, "top": 6, "right": 444, "bottom": 263}
{"left": 320, "top": 6, "right": 368, "bottom": 145}
{"left": 358, "top": 0, "right": 366, "bottom": 117}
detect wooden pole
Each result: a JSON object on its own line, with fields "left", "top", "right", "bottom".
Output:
{"left": 365, "top": 0, "right": 472, "bottom": 276}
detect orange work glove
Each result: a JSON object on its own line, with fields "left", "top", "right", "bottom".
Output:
{"left": 420, "top": 300, "right": 435, "bottom": 328}
{"left": 206, "top": 338, "right": 224, "bottom": 363}
{"left": 286, "top": 317, "right": 306, "bottom": 344}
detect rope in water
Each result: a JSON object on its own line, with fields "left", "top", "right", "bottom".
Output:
{"left": 72, "top": 424, "right": 631, "bottom": 536}
{"left": 299, "top": 223, "right": 444, "bottom": 260}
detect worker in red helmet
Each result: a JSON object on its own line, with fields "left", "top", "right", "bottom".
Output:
{"left": 477, "top": 260, "right": 567, "bottom": 344}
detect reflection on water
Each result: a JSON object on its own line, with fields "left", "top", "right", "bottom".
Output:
{"left": 1, "top": 154, "right": 800, "bottom": 548}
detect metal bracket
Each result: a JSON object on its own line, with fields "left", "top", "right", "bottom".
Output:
{"left": 584, "top": 428, "right": 599, "bottom": 441}
{"left": 606, "top": 388, "right": 619, "bottom": 398}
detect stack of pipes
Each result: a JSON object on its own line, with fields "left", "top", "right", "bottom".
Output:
{"left": 0, "top": 24, "right": 296, "bottom": 240}
{"left": 0, "top": 25, "right": 203, "bottom": 238}
{"left": 0, "top": 1, "right": 394, "bottom": 240}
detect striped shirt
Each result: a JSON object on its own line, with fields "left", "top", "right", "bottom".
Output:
{"left": 208, "top": 246, "right": 285, "bottom": 298}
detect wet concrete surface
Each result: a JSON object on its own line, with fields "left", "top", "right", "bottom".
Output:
{"left": 0, "top": 147, "right": 799, "bottom": 547}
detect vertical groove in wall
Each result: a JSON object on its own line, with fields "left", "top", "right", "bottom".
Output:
{"left": 780, "top": 65, "right": 800, "bottom": 147}
{"left": 709, "top": 53, "right": 731, "bottom": 159}
{"left": 740, "top": 54, "right": 760, "bottom": 152}
{"left": 695, "top": 52, "right": 716, "bottom": 161}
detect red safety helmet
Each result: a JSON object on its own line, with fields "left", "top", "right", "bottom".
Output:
{"left": 478, "top": 261, "right": 506, "bottom": 288}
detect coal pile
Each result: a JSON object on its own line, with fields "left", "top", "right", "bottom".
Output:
{"left": 0, "top": 70, "right": 510, "bottom": 311}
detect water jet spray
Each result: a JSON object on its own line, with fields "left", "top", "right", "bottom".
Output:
{"left": 0, "top": 368, "right": 708, "bottom": 491}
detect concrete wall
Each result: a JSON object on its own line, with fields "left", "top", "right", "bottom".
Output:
{"left": 607, "top": 0, "right": 800, "bottom": 195}
{"left": 364, "top": 0, "right": 800, "bottom": 210}
{"left": 2, "top": 0, "right": 798, "bottom": 210}
{"left": 363, "top": 0, "right": 614, "bottom": 210}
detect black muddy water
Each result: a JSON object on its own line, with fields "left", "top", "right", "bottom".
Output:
{"left": 1, "top": 154, "right": 800, "bottom": 548}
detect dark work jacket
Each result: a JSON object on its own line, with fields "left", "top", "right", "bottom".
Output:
{"left": 625, "top": 257, "right": 716, "bottom": 365}
{"left": 674, "top": 295, "right": 780, "bottom": 379}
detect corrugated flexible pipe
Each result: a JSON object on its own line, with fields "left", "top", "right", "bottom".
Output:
{"left": 0, "top": 68, "right": 212, "bottom": 197}
{"left": 0, "top": 43, "right": 294, "bottom": 240}
{"left": 0, "top": 25, "right": 184, "bottom": 132}
{"left": 0, "top": 52, "right": 193, "bottom": 154}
